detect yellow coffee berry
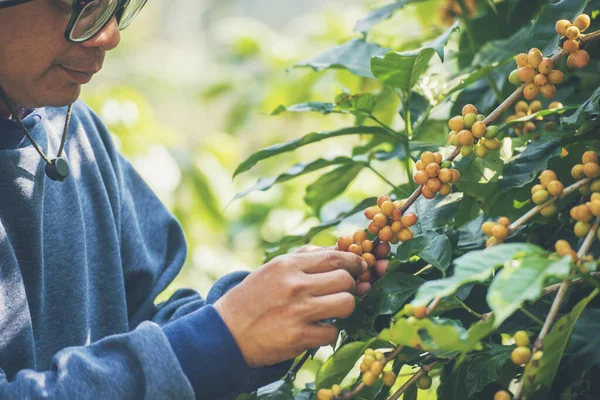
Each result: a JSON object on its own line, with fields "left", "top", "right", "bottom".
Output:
{"left": 574, "top": 221, "right": 591, "bottom": 237}
{"left": 511, "top": 346, "right": 531, "bottom": 365}
{"left": 482, "top": 221, "right": 496, "bottom": 235}
{"left": 362, "top": 371, "right": 377, "bottom": 386}
{"left": 462, "top": 104, "right": 478, "bottom": 117}
{"left": 566, "top": 25, "right": 581, "bottom": 40}
{"left": 497, "top": 217, "right": 511, "bottom": 227}
{"left": 538, "top": 58, "right": 553, "bottom": 74}
{"left": 363, "top": 354, "right": 375, "bottom": 367}
{"left": 414, "top": 171, "right": 429, "bottom": 186}
{"left": 426, "top": 162, "right": 441, "bottom": 178}
{"left": 494, "top": 390, "right": 512, "bottom": 400}
{"left": 555, "top": 240, "right": 572, "bottom": 255}
{"left": 420, "top": 151, "right": 437, "bottom": 166}
{"left": 448, "top": 116, "right": 465, "bottom": 132}
{"left": 524, "top": 83, "right": 540, "bottom": 100}
{"left": 413, "top": 305, "right": 428, "bottom": 319}
{"left": 531, "top": 184, "right": 545, "bottom": 195}
{"left": 377, "top": 195, "right": 391, "bottom": 208}
{"left": 398, "top": 228, "right": 414, "bottom": 242}
{"left": 514, "top": 330, "right": 530, "bottom": 347}
{"left": 492, "top": 224, "right": 508, "bottom": 241}
{"left": 574, "top": 14, "right": 591, "bottom": 32}
{"left": 374, "top": 351, "right": 384, "bottom": 361}
{"left": 458, "top": 130, "right": 475, "bottom": 146}
{"left": 532, "top": 189, "right": 550, "bottom": 204}
{"left": 534, "top": 73, "right": 548, "bottom": 87}
{"left": 483, "top": 138, "right": 501, "bottom": 151}
{"left": 518, "top": 66, "right": 535, "bottom": 83}
{"left": 372, "top": 213, "right": 387, "bottom": 228}
{"left": 528, "top": 48, "right": 543, "bottom": 68}
{"left": 572, "top": 164, "right": 586, "bottom": 179}
{"left": 588, "top": 199, "right": 600, "bottom": 217}
{"left": 540, "top": 170, "right": 558, "bottom": 187}
{"left": 540, "top": 203, "right": 558, "bottom": 217}
{"left": 529, "top": 100, "right": 543, "bottom": 113}
{"left": 370, "top": 361, "right": 384, "bottom": 375}
{"left": 568, "top": 50, "right": 590, "bottom": 69}
{"left": 584, "top": 162, "right": 600, "bottom": 178}
{"left": 361, "top": 239, "right": 374, "bottom": 253}
{"left": 331, "top": 384, "right": 342, "bottom": 396}
{"left": 541, "top": 84, "right": 556, "bottom": 99}
{"left": 563, "top": 39, "right": 580, "bottom": 54}
{"left": 582, "top": 151, "right": 598, "bottom": 164}
{"left": 515, "top": 101, "right": 529, "bottom": 113}
{"left": 472, "top": 121, "right": 487, "bottom": 138}
{"left": 439, "top": 183, "right": 452, "bottom": 196}
{"left": 380, "top": 200, "right": 395, "bottom": 217}
{"left": 382, "top": 371, "right": 397, "bottom": 386}
{"left": 555, "top": 19, "right": 571, "bottom": 36}
{"left": 515, "top": 53, "right": 529, "bottom": 67}
{"left": 317, "top": 389, "right": 333, "bottom": 400}
{"left": 547, "top": 180, "right": 564, "bottom": 196}
{"left": 547, "top": 70, "right": 565, "bottom": 84}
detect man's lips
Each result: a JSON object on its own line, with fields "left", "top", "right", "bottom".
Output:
{"left": 59, "top": 65, "right": 100, "bottom": 84}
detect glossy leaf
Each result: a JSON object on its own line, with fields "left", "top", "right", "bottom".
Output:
{"left": 362, "top": 272, "right": 425, "bottom": 316}
{"left": 256, "top": 380, "right": 295, "bottom": 400}
{"left": 233, "top": 156, "right": 364, "bottom": 200}
{"left": 561, "top": 86, "right": 600, "bottom": 135}
{"left": 499, "top": 136, "right": 561, "bottom": 192}
{"left": 315, "top": 341, "right": 366, "bottom": 390}
{"left": 270, "top": 102, "right": 337, "bottom": 116}
{"left": 412, "top": 243, "right": 547, "bottom": 306}
{"left": 526, "top": 0, "right": 591, "bottom": 55}
{"left": 354, "top": 0, "right": 427, "bottom": 35}
{"left": 395, "top": 231, "right": 452, "bottom": 276}
{"left": 295, "top": 39, "right": 389, "bottom": 79}
{"left": 379, "top": 316, "right": 481, "bottom": 354}
{"left": 233, "top": 126, "right": 391, "bottom": 178}
{"left": 370, "top": 22, "right": 459, "bottom": 90}
{"left": 522, "top": 289, "right": 599, "bottom": 399}
{"left": 488, "top": 254, "right": 572, "bottom": 326}
{"left": 304, "top": 162, "right": 367, "bottom": 215}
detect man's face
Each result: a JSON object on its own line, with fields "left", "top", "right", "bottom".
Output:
{"left": 0, "top": 0, "right": 121, "bottom": 115}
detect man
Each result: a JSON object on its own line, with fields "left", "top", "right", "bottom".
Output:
{"left": 0, "top": 1, "right": 378, "bottom": 399}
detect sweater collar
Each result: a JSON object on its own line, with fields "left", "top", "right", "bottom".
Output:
{"left": 0, "top": 108, "right": 42, "bottom": 150}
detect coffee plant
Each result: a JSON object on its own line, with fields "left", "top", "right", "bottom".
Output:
{"left": 234, "top": 1, "right": 600, "bottom": 399}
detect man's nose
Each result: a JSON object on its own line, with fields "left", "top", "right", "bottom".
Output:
{"left": 80, "top": 16, "right": 121, "bottom": 51}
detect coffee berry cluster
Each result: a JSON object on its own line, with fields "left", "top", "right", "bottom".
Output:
{"left": 569, "top": 193, "right": 600, "bottom": 238}
{"left": 530, "top": 170, "right": 563, "bottom": 217}
{"left": 362, "top": 195, "right": 418, "bottom": 244}
{"left": 555, "top": 240, "right": 579, "bottom": 263}
{"left": 510, "top": 330, "right": 532, "bottom": 365}
{"left": 508, "top": 48, "right": 563, "bottom": 100}
{"left": 556, "top": 14, "right": 591, "bottom": 69}
{"left": 505, "top": 100, "right": 563, "bottom": 136}
{"left": 448, "top": 104, "right": 501, "bottom": 158}
{"left": 481, "top": 217, "right": 511, "bottom": 247}
{"left": 413, "top": 151, "right": 461, "bottom": 199}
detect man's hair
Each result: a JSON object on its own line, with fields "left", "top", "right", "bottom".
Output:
{"left": 0, "top": 0, "right": 36, "bottom": 8}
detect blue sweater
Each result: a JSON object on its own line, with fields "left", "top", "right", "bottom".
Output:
{"left": 0, "top": 101, "right": 286, "bottom": 399}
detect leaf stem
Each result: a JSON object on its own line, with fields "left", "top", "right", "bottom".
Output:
{"left": 519, "top": 307, "right": 545, "bottom": 326}
{"left": 369, "top": 166, "right": 397, "bottom": 189}
{"left": 369, "top": 114, "right": 399, "bottom": 138}
{"left": 453, "top": 296, "right": 483, "bottom": 319}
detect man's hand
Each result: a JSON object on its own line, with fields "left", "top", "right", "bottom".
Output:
{"left": 213, "top": 246, "right": 368, "bottom": 368}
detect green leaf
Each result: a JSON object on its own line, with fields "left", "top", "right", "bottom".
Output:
{"left": 465, "top": 344, "right": 516, "bottom": 398}
{"left": 522, "top": 289, "right": 599, "bottom": 399}
{"left": 395, "top": 231, "right": 452, "bottom": 276}
{"left": 295, "top": 39, "right": 389, "bottom": 79}
{"left": 233, "top": 126, "right": 391, "bottom": 178}
{"left": 487, "top": 255, "right": 572, "bottom": 327}
{"left": 304, "top": 162, "right": 367, "bottom": 215}
{"left": 354, "top": 0, "right": 427, "bottom": 35}
{"left": 335, "top": 93, "right": 377, "bottom": 114}
{"left": 412, "top": 243, "right": 547, "bottom": 306}
{"left": 270, "top": 102, "right": 337, "bottom": 116}
{"left": 233, "top": 156, "right": 363, "bottom": 200}
{"left": 379, "top": 316, "right": 481, "bottom": 354}
{"left": 561, "top": 86, "right": 600, "bottom": 134}
{"left": 499, "top": 136, "right": 562, "bottom": 192}
{"left": 556, "top": 308, "right": 600, "bottom": 391}
{"left": 315, "top": 341, "right": 366, "bottom": 390}
{"left": 370, "top": 22, "right": 459, "bottom": 90}
{"left": 256, "top": 380, "right": 294, "bottom": 400}
{"left": 362, "top": 272, "right": 425, "bottom": 316}
{"left": 526, "top": 0, "right": 591, "bottom": 55}
{"left": 455, "top": 145, "right": 509, "bottom": 201}
{"left": 264, "top": 198, "right": 377, "bottom": 261}
{"left": 438, "top": 359, "right": 468, "bottom": 400}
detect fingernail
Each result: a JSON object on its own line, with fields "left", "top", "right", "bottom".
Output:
{"left": 362, "top": 260, "right": 368, "bottom": 271}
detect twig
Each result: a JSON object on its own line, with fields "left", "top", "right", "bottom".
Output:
{"left": 541, "top": 272, "right": 600, "bottom": 296}
{"left": 284, "top": 351, "right": 311, "bottom": 383}
{"left": 513, "top": 217, "right": 600, "bottom": 400}
{"left": 454, "top": 296, "right": 483, "bottom": 319}
{"left": 519, "top": 307, "right": 545, "bottom": 326}
{"left": 387, "top": 362, "right": 437, "bottom": 400}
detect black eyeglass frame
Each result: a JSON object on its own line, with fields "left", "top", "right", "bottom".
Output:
{"left": 64, "top": 0, "right": 147, "bottom": 43}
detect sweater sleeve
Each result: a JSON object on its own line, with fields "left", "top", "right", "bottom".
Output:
{"left": 0, "top": 322, "right": 194, "bottom": 400}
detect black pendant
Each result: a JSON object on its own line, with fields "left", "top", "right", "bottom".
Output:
{"left": 45, "top": 157, "right": 70, "bottom": 182}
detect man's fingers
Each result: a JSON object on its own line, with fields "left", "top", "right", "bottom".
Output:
{"left": 308, "top": 269, "right": 356, "bottom": 296}
{"left": 306, "top": 292, "right": 356, "bottom": 321}
{"left": 300, "top": 323, "right": 339, "bottom": 349}
{"left": 295, "top": 249, "right": 367, "bottom": 277}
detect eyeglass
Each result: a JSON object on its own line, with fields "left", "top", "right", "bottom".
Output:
{"left": 64, "top": 0, "right": 148, "bottom": 43}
